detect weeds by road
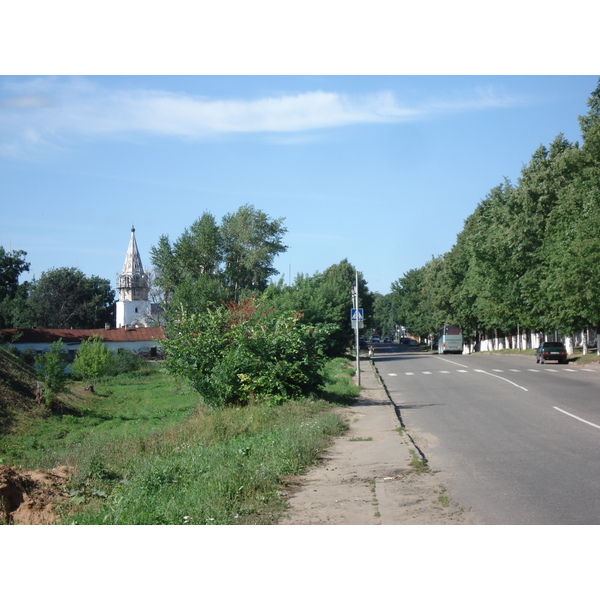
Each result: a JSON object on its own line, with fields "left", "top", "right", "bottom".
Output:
{"left": 1, "top": 357, "right": 359, "bottom": 525}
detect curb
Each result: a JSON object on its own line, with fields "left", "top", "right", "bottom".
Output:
{"left": 367, "top": 357, "right": 429, "bottom": 468}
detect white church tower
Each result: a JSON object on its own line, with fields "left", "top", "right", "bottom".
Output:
{"left": 116, "top": 227, "right": 151, "bottom": 328}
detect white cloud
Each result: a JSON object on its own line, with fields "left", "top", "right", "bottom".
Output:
{"left": 0, "top": 77, "right": 521, "bottom": 158}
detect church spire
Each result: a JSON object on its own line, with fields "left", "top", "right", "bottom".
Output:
{"left": 121, "top": 225, "right": 145, "bottom": 277}
{"left": 117, "top": 226, "right": 149, "bottom": 303}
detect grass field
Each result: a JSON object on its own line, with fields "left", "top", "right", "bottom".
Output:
{"left": 1, "top": 356, "right": 360, "bottom": 525}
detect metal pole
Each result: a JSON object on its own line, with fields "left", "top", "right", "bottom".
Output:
{"left": 355, "top": 270, "right": 360, "bottom": 386}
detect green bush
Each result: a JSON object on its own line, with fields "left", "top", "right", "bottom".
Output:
{"left": 109, "top": 348, "right": 146, "bottom": 376}
{"left": 162, "top": 298, "right": 335, "bottom": 407}
{"left": 34, "top": 339, "right": 69, "bottom": 407}
{"left": 72, "top": 335, "right": 114, "bottom": 383}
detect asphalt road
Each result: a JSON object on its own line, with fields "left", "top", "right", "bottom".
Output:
{"left": 373, "top": 342, "right": 600, "bottom": 524}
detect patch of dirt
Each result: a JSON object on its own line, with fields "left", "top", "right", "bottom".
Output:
{"left": 0, "top": 464, "right": 73, "bottom": 525}
{"left": 278, "top": 360, "right": 482, "bottom": 525}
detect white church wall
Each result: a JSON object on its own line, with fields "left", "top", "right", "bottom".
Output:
{"left": 116, "top": 299, "right": 152, "bottom": 328}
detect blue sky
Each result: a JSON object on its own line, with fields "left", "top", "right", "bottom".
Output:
{"left": 1, "top": 75, "right": 598, "bottom": 296}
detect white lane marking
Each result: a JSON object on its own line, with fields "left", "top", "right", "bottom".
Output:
{"left": 564, "top": 369, "right": 577, "bottom": 372}
{"left": 554, "top": 407, "right": 600, "bottom": 430}
{"left": 422, "top": 371, "right": 432, "bottom": 375}
{"left": 528, "top": 369, "right": 540, "bottom": 372}
{"left": 457, "top": 370, "right": 468, "bottom": 373}
{"left": 492, "top": 369, "right": 504, "bottom": 372}
{"left": 545, "top": 369, "right": 558, "bottom": 372}
{"left": 473, "top": 369, "right": 528, "bottom": 392}
{"left": 405, "top": 372, "right": 414, "bottom": 376}
{"left": 510, "top": 369, "right": 521, "bottom": 372}
{"left": 434, "top": 356, "right": 470, "bottom": 368}
{"left": 387, "top": 373, "right": 397, "bottom": 376}
{"left": 440, "top": 371, "right": 450, "bottom": 374}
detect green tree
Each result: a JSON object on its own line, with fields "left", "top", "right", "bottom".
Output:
{"left": 386, "top": 80, "right": 600, "bottom": 350}
{"left": 541, "top": 82, "right": 600, "bottom": 341}
{"left": 150, "top": 205, "right": 287, "bottom": 316}
{"left": 151, "top": 212, "right": 224, "bottom": 310}
{"left": 34, "top": 339, "right": 68, "bottom": 407}
{"left": 27, "top": 267, "right": 115, "bottom": 328}
{"left": 391, "top": 267, "right": 429, "bottom": 338}
{"left": 372, "top": 292, "right": 397, "bottom": 339}
{"left": 451, "top": 180, "right": 521, "bottom": 335}
{"left": 72, "top": 335, "right": 114, "bottom": 384}
{"left": 262, "top": 259, "right": 373, "bottom": 356}
{"left": 0, "top": 246, "right": 31, "bottom": 328}
{"left": 220, "top": 204, "right": 288, "bottom": 301}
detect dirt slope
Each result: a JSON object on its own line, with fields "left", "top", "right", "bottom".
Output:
{"left": 0, "top": 465, "right": 72, "bottom": 525}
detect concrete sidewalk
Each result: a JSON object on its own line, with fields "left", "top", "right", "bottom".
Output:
{"left": 279, "top": 357, "right": 475, "bottom": 524}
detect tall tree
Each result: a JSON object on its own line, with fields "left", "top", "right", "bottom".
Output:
{"left": 220, "top": 204, "right": 287, "bottom": 301}
{"left": 262, "top": 259, "right": 373, "bottom": 357}
{"left": 541, "top": 81, "right": 600, "bottom": 343}
{"left": 151, "top": 212, "right": 226, "bottom": 315}
{"left": 391, "top": 267, "right": 428, "bottom": 338}
{"left": 151, "top": 205, "right": 287, "bottom": 314}
{"left": 27, "top": 267, "right": 115, "bottom": 328}
{"left": 0, "top": 246, "right": 30, "bottom": 328}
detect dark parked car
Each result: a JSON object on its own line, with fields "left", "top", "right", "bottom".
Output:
{"left": 536, "top": 341, "right": 568, "bottom": 364}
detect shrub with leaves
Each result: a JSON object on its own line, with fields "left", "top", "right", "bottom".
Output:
{"left": 109, "top": 348, "right": 146, "bottom": 376}
{"left": 162, "top": 298, "right": 334, "bottom": 407}
{"left": 72, "top": 335, "right": 114, "bottom": 384}
{"left": 34, "top": 339, "right": 69, "bottom": 407}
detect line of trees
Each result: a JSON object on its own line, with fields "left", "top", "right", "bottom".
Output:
{"left": 0, "top": 249, "right": 115, "bottom": 329}
{"left": 385, "top": 80, "right": 600, "bottom": 352}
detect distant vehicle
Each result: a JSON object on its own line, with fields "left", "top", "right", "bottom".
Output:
{"left": 400, "top": 337, "right": 410, "bottom": 345}
{"left": 383, "top": 336, "right": 391, "bottom": 343}
{"left": 437, "top": 325, "right": 463, "bottom": 354}
{"left": 359, "top": 338, "right": 369, "bottom": 350}
{"left": 371, "top": 335, "right": 380, "bottom": 343}
{"left": 536, "top": 341, "right": 568, "bottom": 364}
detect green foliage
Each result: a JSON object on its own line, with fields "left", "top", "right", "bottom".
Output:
{"left": 0, "top": 358, "right": 354, "bottom": 525}
{"left": 0, "top": 246, "right": 30, "bottom": 328}
{"left": 372, "top": 292, "right": 397, "bottom": 339}
{"left": 0, "top": 364, "right": 196, "bottom": 469}
{"left": 72, "top": 335, "right": 114, "bottom": 383}
{"left": 150, "top": 205, "right": 287, "bottom": 316}
{"left": 34, "top": 339, "right": 69, "bottom": 407}
{"left": 70, "top": 400, "right": 347, "bottom": 525}
{"left": 109, "top": 348, "right": 147, "bottom": 377}
{"left": 387, "top": 79, "right": 600, "bottom": 341}
{"left": 220, "top": 204, "right": 288, "bottom": 301}
{"left": 162, "top": 297, "right": 334, "bottom": 407}
{"left": 26, "top": 267, "right": 115, "bottom": 328}
{"left": 262, "top": 259, "right": 373, "bottom": 356}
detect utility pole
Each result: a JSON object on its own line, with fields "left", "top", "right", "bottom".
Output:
{"left": 352, "top": 270, "right": 361, "bottom": 386}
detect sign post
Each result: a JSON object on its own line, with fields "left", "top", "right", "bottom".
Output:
{"left": 351, "top": 271, "right": 362, "bottom": 386}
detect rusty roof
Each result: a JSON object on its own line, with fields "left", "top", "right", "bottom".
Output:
{"left": 0, "top": 327, "right": 165, "bottom": 345}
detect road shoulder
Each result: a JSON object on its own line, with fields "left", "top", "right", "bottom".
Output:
{"left": 278, "top": 357, "right": 480, "bottom": 525}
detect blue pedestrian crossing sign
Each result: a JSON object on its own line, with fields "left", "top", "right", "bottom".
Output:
{"left": 351, "top": 309, "right": 364, "bottom": 321}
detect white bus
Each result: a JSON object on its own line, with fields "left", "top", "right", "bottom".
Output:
{"left": 437, "top": 324, "right": 463, "bottom": 354}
